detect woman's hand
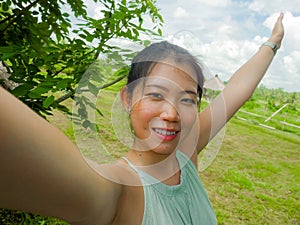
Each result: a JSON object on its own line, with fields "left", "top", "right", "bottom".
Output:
{"left": 269, "top": 13, "right": 284, "bottom": 49}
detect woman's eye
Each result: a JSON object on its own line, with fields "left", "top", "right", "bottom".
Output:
{"left": 181, "top": 98, "right": 196, "bottom": 105}
{"left": 146, "top": 93, "right": 163, "bottom": 99}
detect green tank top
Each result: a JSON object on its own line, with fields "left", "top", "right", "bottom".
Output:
{"left": 123, "top": 150, "right": 217, "bottom": 225}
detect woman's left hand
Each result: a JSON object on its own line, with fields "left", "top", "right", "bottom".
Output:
{"left": 269, "top": 13, "right": 284, "bottom": 49}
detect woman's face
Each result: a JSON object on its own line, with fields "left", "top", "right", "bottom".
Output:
{"left": 128, "top": 61, "right": 199, "bottom": 155}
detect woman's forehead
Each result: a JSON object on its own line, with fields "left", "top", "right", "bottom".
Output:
{"left": 147, "top": 62, "right": 198, "bottom": 88}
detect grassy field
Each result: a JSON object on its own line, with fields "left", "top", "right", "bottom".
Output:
{"left": 202, "top": 118, "right": 299, "bottom": 225}
{"left": 1, "top": 91, "right": 299, "bottom": 224}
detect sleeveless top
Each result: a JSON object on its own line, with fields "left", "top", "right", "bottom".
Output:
{"left": 122, "top": 150, "right": 217, "bottom": 225}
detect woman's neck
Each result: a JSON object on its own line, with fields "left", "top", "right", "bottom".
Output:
{"left": 125, "top": 149, "right": 181, "bottom": 184}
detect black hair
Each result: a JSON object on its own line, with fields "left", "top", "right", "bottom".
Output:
{"left": 126, "top": 41, "right": 204, "bottom": 101}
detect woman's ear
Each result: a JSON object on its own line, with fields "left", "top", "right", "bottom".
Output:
{"left": 120, "top": 87, "right": 131, "bottom": 113}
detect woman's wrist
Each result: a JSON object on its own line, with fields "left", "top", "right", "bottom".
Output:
{"left": 268, "top": 36, "right": 282, "bottom": 49}
{"left": 261, "top": 40, "right": 279, "bottom": 55}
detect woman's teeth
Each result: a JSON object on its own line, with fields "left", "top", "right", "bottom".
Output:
{"left": 153, "top": 128, "right": 176, "bottom": 136}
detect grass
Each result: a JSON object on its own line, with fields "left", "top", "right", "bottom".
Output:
{"left": 201, "top": 118, "right": 300, "bottom": 225}
{"left": 1, "top": 91, "right": 299, "bottom": 224}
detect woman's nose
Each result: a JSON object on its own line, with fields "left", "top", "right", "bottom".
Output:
{"left": 159, "top": 102, "right": 180, "bottom": 122}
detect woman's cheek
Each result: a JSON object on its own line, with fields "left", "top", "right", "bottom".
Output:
{"left": 130, "top": 101, "right": 158, "bottom": 133}
{"left": 136, "top": 100, "right": 158, "bottom": 119}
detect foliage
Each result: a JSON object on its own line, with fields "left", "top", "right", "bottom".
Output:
{"left": 0, "top": 0, "right": 163, "bottom": 127}
{"left": 0, "top": 208, "right": 67, "bottom": 224}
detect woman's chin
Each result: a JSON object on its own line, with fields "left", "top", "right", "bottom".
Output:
{"left": 132, "top": 135, "right": 180, "bottom": 155}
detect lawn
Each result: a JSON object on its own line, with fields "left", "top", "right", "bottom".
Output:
{"left": 1, "top": 91, "right": 299, "bottom": 224}
{"left": 202, "top": 117, "right": 299, "bottom": 225}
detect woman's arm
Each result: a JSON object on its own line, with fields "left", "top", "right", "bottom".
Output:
{"left": 0, "top": 87, "right": 122, "bottom": 224}
{"left": 197, "top": 13, "right": 284, "bottom": 152}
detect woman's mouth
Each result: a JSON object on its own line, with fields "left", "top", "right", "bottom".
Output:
{"left": 152, "top": 128, "right": 179, "bottom": 141}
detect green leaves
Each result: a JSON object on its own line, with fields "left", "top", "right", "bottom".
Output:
{"left": 0, "top": 45, "right": 22, "bottom": 60}
{"left": 11, "top": 83, "right": 34, "bottom": 97}
{"left": 43, "top": 95, "right": 55, "bottom": 108}
{"left": 0, "top": 0, "right": 163, "bottom": 130}
{"left": 88, "top": 82, "right": 99, "bottom": 97}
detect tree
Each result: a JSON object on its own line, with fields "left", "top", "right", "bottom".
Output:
{"left": 0, "top": 0, "right": 163, "bottom": 129}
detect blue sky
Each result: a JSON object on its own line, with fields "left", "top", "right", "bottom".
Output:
{"left": 153, "top": 0, "right": 300, "bottom": 92}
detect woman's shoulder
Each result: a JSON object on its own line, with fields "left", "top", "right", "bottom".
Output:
{"left": 85, "top": 159, "right": 144, "bottom": 225}
{"left": 74, "top": 158, "right": 143, "bottom": 224}
{"left": 85, "top": 157, "right": 142, "bottom": 187}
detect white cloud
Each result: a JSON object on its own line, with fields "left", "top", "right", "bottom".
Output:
{"left": 283, "top": 51, "right": 300, "bottom": 74}
{"left": 174, "top": 6, "right": 189, "bottom": 19}
{"left": 194, "top": 0, "right": 232, "bottom": 7}
{"left": 249, "top": 0, "right": 300, "bottom": 14}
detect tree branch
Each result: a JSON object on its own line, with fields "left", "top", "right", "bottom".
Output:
{"left": 54, "top": 89, "right": 75, "bottom": 104}
{"left": 98, "top": 73, "right": 127, "bottom": 90}
{"left": 54, "top": 74, "right": 127, "bottom": 104}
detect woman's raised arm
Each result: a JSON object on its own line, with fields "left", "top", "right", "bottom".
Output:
{"left": 197, "top": 13, "right": 284, "bottom": 152}
{"left": 0, "top": 86, "right": 122, "bottom": 224}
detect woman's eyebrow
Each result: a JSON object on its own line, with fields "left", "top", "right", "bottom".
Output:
{"left": 184, "top": 90, "right": 197, "bottom": 96}
{"left": 146, "top": 84, "right": 197, "bottom": 96}
{"left": 145, "top": 84, "right": 168, "bottom": 91}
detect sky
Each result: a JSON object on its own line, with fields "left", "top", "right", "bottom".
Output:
{"left": 83, "top": 0, "right": 300, "bottom": 92}
{"left": 153, "top": 0, "right": 300, "bottom": 92}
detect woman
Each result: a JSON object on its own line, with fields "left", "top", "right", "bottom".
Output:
{"left": 0, "top": 13, "right": 284, "bottom": 225}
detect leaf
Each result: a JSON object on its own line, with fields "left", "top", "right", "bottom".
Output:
{"left": 143, "top": 40, "right": 151, "bottom": 46}
{"left": 2, "top": 2, "right": 9, "bottom": 11}
{"left": 83, "top": 120, "right": 99, "bottom": 132}
{"left": 28, "top": 87, "right": 51, "bottom": 98}
{"left": 158, "top": 28, "right": 162, "bottom": 36}
{"left": 78, "top": 108, "right": 87, "bottom": 118}
{"left": 74, "top": 39, "right": 85, "bottom": 46}
{"left": 0, "top": 51, "right": 16, "bottom": 60}
{"left": 114, "top": 66, "right": 130, "bottom": 77}
{"left": 85, "top": 34, "right": 94, "bottom": 42}
{"left": 89, "top": 122, "right": 99, "bottom": 132}
{"left": 56, "top": 104, "right": 70, "bottom": 114}
{"left": 90, "top": 72, "right": 104, "bottom": 83}
{"left": 132, "top": 28, "right": 139, "bottom": 37}
{"left": 88, "top": 82, "right": 99, "bottom": 97}
{"left": 28, "top": 64, "right": 40, "bottom": 75}
{"left": 43, "top": 95, "right": 55, "bottom": 108}
{"left": 82, "top": 120, "right": 91, "bottom": 128}
{"left": 55, "top": 79, "right": 69, "bottom": 90}
{"left": 95, "top": 107, "right": 104, "bottom": 117}
{"left": 62, "top": 12, "right": 70, "bottom": 17}
{"left": 11, "top": 83, "right": 34, "bottom": 97}
{"left": 0, "top": 45, "right": 19, "bottom": 54}
{"left": 79, "top": 34, "right": 86, "bottom": 39}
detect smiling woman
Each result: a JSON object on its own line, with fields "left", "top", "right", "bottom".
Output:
{"left": 0, "top": 13, "right": 285, "bottom": 225}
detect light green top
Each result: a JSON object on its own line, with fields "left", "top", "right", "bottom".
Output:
{"left": 123, "top": 150, "right": 217, "bottom": 225}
